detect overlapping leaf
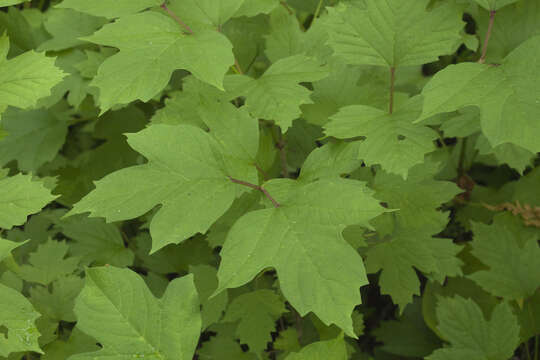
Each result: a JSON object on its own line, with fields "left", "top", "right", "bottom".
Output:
{"left": 216, "top": 178, "right": 386, "bottom": 335}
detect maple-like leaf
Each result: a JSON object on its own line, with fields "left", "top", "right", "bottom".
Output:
{"left": 69, "top": 267, "right": 201, "bottom": 360}
{"left": 56, "top": 0, "right": 162, "bottom": 18}
{"left": 223, "top": 289, "right": 286, "bottom": 356}
{"left": 325, "top": 97, "right": 437, "bottom": 178}
{"left": 284, "top": 336, "right": 347, "bottom": 360}
{"left": 225, "top": 54, "right": 329, "bottom": 130}
{"left": 190, "top": 264, "right": 228, "bottom": 330}
{"left": 468, "top": 216, "right": 540, "bottom": 301}
{"left": 426, "top": 296, "right": 520, "bottom": 360}
{"left": 417, "top": 35, "right": 540, "bottom": 154}
{"left": 323, "top": 0, "right": 463, "bottom": 67}
{"left": 0, "top": 34, "right": 65, "bottom": 112}
{"left": 0, "top": 282, "right": 43, "bottom": 357}
{"left": 83, "top": 11, "right": 234, "bottom": 113}
{"left": 216, "top": 178, "right": 386, "bottom": 335}
{"left": 0, "top": 238, "right": 27, "bottom": 262}
{"left": 473, "top": 0, "right": 519, "bottom": 11}
{"left": 0, "top": 173, "right": 57, "bottom": 229}
{"left": 69, "top": 124, "right": 240, "bottom": 253}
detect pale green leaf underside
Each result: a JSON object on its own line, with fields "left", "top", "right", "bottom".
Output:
{"left": 473, "top": 0, "right": 519, "bottom": 11}
{"left": 323, "top": 0, "right": 463, "bottom": 67}
{"left": 326, "top": 97, "right": 437, "bottom": 178}
{"left": 426, "top": 296, "right": 519, "bottom": 360}
{"left": 0, "top": 174, "right": 57, "bottom": 229}
{"left": 56, "top": 0, "right": 162, "bottom": 18}
{"left": 69, "top": 124, "right": 237, "bottom": 253}
{"left": 84, "top": 11, "right": 233, "bottom": 113}
{"left": 418, "top": 35, "right": 540, "bottom": 154}
{"left": 216, "top": 178, "right": 386, "bottom": 336}
{"left": 0, "top": 34, "right": 65, "bottom": 111}
{"left": 70, "top": 267, "right": 201, "bottom": 360}
{"left": 0, "top": 282, "right": 43, "bottom": 357}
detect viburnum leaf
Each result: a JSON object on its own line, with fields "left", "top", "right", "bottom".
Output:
{"left": 297, "top": 142, "right": 362, "bottom": 183}
{"left": 190, "top": 264, "right": 228, "bottom": 330}
{"left": 59, "top": 214, "right": 134, "bottom": 267}
{"left": 225, "top": 54, "right": 329, "bottom": 130}
{"left": 426, "top": 296, "right": 520, "bottom": 360}
{"left": 56, "top": 0, "right": 162, "bottom": 19}
{"left": 216, "top": 178, "right": 386, "bottom": 336}
{"left": 325, "top": 97, "right": 437, "bottom": 178}
{"left": 18, "top": 239, "right": 80, "bottom": 285}
{"left": 223, "top": 289, "right": 286, "bottom": 356}
{"left": 0, "top": 34, "right": 65, "bottom": 112}
{"left": 417, "top": 35, "right": 540, "bottom": 154}
{"left": 0, "top": 238, "right": 28, "bottom": 262}
{"left": 41, "top": 328, "right": 100, "bottom": 360}
{"left": 29, "top": 275, "right": 84, "bottom": 323}
{"left": 167, "top": 0, "right": 245, "bottom": 31}
{"left": 0, "top": 282, "right": 43, "bottom": 357}
{"left": 69, "top": 267, "right": 201, "bottom": 360}
{"left": 0, "top": 173, "right": 57, "bottom": 229}
{"left": 0, "top": 0, "right": 27, "bottom": 6}
{"left": 68, "top": 124, "right": 239, "bottom": 253}
{"left": 83, "top": 11, "right": 234, "bottom": 113}
{"left": 366, "top": 163, "right": 462, "bottom": 309}
{"left": 284, "top": 335, "right": 347, "bottom": 360}
{"left": 468, "top": 216, "right": 540, "bottom": 301}
{"left": 323, "top": 0, "right": 463, "bottom": 67}
{"left": 473, "top": 0, "right": 519, "bottom": 11}
{"left": 0, "top": 107, "right": 69, "bottom": 172}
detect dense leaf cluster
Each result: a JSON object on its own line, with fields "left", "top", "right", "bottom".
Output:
{"left": 0, "top": 0, "right": 539, "bottom": 359}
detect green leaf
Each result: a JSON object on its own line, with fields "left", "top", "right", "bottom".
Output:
{"left": 468, "top": 216, "right": 540, "bottom": 301}
{"left": 83, "top": 11, "right": 234, "bottom": 112}
{"left": 323, "top": 0, "right": 463, "bottom": 67}
{"left": 0, "top": 173, "right": 57, "bottom": 229}
{"left": 0, "top": 107, "right": 69, "bottom": 172}
{"left": 56, "top": 0, "right": 162, "bottom": 18}
{"left": 42, "top": 328, "right": 100, "bottom": 360}
{"left": 29, "top": 276, "right": 84, "bottom": 322}
{"left": 426, "top": 296, "right": 520, "bottom": 360}
{"left": 0, "top": 0, "right": 27, "bottom": 6}
{"left": 0, "top": 238, "right": 27, "bottom": 262}
{"left": 284, "top": 335, "right": 347, "bottom": 360}
{"left": 0, "top": 282, "right": 43, "bottom": 357}
{"left": 216, "top": 178, "right": 386, "bottom": 336}
{"left": 59, "top": 215, "right": 134, "bottom": 267}
{"left": 225, "top": 54, "right": 329, "bottom": 130}
{"left": 473, "top": 0, "right": 519, "bottom": 11}
{"left": 70, "top": 267, "right": 201, "bottom": 360}
{"left": 167, "top": 0, "right": 245, "bottom": 31}
{"left": 18, "top": 239, "right": 80, "bottom": 285}
{"left": 298, "top": 142, "right": 362, "bottom": 183}
{"left": 325, "top": 97, "right": 437, "bottom": 178}
{"left": 417, "top": 35, "right": 540, "bottom": 154}
{"left": 69, "top": 124, "right": 238, "bottom": 253}
{"left": 0, "top": 34, "right": 65, "bottom": 111}
{"left": 234, "top": 0, "right": 280, "bottom": 18}
{"left": 223, "top": 289, "right": 286, "bottom": 355}
{"left": 190, "top": 264, "right": 229, "bottom": 330}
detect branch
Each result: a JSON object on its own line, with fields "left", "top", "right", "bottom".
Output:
{"left": 161, "top": 3, "right": 193, "bottom": 34}
{"left": 229, "top": 177, "right": 281, "bottom": 208}
{"left": 478, "top": 10, "right": 496, "bottom": 64}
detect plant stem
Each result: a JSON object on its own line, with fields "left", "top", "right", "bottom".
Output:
{"left": 229, "top": 177, "right": 280, "bottom": 208}
{"left": 161, "top": 3, "right": 193, "bottom": 34}
{"left": 525, "top": 342, "right": 532, "bottom": 360}
{"left": 275, "top": 130, "right": 288, "bottom": 178}
{"left": 478, "top": 10, "right": 496, "bottom": 63}
{"left": 234, "top": 57, "right": 243, "bottom": 75}
{"left": 255, "top": 163, "right": 269, "bottom": 181}
{"left": 313, "top": 0, "right": 324, "bottom": 22}
{"left": 534, "top": 335, "right": 539, "bottom": 360}
{"left": 280, "top": 1, "right": 293, "bottom": 15}
{"left": 389, "top": 67, "right": 395, "bottom": 114}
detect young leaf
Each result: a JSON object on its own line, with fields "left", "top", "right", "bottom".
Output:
{"left": 216, "top": 178, "right": 387, "bottom": 336}
{"left": 323, "top": 0, "right": 463, "bottom": 67}
{"left": 0, "top": 282, "right": 43, "bottom": 357}
{"left": 223, "top": 289, "right": 286, "bottom": 356}
{"left": 0, "top": 34, "right": 65, "bottom": 111}
{"left": 426, "top": 296, "right": 520, "bottom": 360}
{"left": 0, "top": 174, "right": 57, "bottom": 229}
{"left": 468, "top": 217, "right": 540, "bottom": 301}
{"left": 225, "top": 54, "right": 329, "bottom": 130}
{"left": 56, "top": 0, "right": 162, "bottom": 19}
{"left": 325, "top": 97, "right": 437, "bottom": 178}
{"left": 69, "top": 124, "right": 238, "bottom": 253}
{"left": 417, "top": 35, "right": 540, "bottom": 154}
{"left": 83, "top": 11, "right": 234, "bottom": 113}
{"left": 70, "top": 267, "right": 201, "bottom": 360}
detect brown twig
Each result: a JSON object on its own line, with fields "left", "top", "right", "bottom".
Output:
{"left": 229, "top": 177, "right": 280, "bottom": 208}
{"left": 161, "top": 3, "right": 193, "bottom": 34}
{"left": 478, "top": 10, "right": 496, "bottom": 64}
{"left": 482, "top": 200, "right": 540, "bottom": 228}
